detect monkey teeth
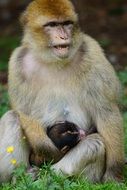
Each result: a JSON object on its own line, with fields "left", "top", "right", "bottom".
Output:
{"left": 53, "top": 45, "right": 69, "bottom": 57}
{"left": 54, "top": 45, "right": 69, "bottom": 50}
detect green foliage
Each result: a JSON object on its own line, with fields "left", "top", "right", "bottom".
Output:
{"left": 0, "top": 85, "right": 9, "bottom": 117}
{"left": 118, "top": 70, "right": 127, "bottom": 86}
{"left": 0, "top": 36, "right": 20, "bottom": 71}
{"left": 99, "top": 38, "right": 111, "bottom": 48}
{"left": 124, "top": 112, "right": 127, "bottom": 154}
{"left": 118, "top": 70, "right": 127, "bottom": 110}
{"left": 121, "top": 96, "right": 127, "bottom": 110}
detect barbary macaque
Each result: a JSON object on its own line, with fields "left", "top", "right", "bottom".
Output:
{"left": 0, "top": 0, "right": 124, "bottom": 183}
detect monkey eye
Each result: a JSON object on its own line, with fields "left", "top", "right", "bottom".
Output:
{"left": 44, "top": 22, "right": 58, "bottom": 27}
{"left": 63, "top": 21, "right": 74, "bottom": 26}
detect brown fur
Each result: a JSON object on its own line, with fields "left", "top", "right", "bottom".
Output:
{"left": 28, "top": 0, "right": 77, "bottom": 18}
{"left": 21, "top": 0, "right": 77, "bottom": 27}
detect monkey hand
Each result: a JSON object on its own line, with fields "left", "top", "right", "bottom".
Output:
{"left": 30, "top": 153, "right": 46, "bottom": 167}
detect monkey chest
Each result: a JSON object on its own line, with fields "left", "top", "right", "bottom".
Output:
{"left": 30, "top": 84, "right": 90, "bottom": 130}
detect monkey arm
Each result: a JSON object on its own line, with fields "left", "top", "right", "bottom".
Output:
{"left": 8, "top": 47, "right": 30, "bottom": 111}
{"left": 95, "top": 103, "right": 125, "bottom": 181}
{"left": 52, "top": 133, "right": 105, "bottom": 182}
{"left": 81, "top": 39, "right": 125, "bottom": 181}
{"left": 19, "top": 113, "right": 62, "bottom": 162}
{"left": 9, "top": 46, "right": 39, "bottom": 113}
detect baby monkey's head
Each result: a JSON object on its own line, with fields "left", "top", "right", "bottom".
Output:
{"left": 47, "top": 121, "right": 85, "bottom": 154}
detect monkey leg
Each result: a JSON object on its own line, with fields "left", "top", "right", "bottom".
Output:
{"left": 52, "top": 134, "right": 105, "bottom": 183}
{"left": 0, "top": 111, "right": 30, "bottom": 182}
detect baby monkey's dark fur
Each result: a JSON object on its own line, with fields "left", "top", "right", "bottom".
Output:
{"left": 47, "top": 121, "right": 97, "bottom": 153}
{"left": 47, "top": 121, "right": 81, "bottom": 153}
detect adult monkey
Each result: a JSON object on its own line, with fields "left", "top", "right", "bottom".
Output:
{"left": 0, "top": 0, "right": 124, "bottom": 183}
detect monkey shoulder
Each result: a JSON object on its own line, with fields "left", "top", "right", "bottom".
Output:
{"left": 82, "top": 34, "right": 104, "bottom": 57}
{"left": 81, "top": 34, "right": 121, "bottom": 102}
{"left": 9, "top": 46, "right": 37, "bottom": 81}
{"left": 9, "top": 46, "right": 28, "bottom": 68}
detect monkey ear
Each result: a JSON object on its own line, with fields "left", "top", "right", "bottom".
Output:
{"left": 20, "top": 12, "right": 28, "bottom": 26}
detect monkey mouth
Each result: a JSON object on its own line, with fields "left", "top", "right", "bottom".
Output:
{"left": 53, "top": 44, "right": 70, "bottom": 57}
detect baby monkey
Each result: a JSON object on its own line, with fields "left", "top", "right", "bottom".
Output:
{"left": 30, "top": 121, "right": 86, "bottom": 166}
{"left": 47, "top": 121, "right": 86, "bottom": 153}
{"left": 30, "top": 122, "right": 97, "bottom": 166}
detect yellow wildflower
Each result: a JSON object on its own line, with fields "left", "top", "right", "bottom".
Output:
{"left": 6, "top": 146, "right": 14, "bottom": 153}
{"left": 23, "top": 136, "right": 26, "bottom": 140}
{"left": 11, "top": 159, "right": 17, "bottom": 165}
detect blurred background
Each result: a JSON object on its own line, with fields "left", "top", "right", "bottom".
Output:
{"left": 0, "top": 0, "right": 127, "bottom": 139}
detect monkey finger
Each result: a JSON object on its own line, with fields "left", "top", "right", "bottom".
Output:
{"left": 61, "top": 145, "right": 70, "bottom": 154}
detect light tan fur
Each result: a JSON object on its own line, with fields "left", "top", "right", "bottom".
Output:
{"left": 0, "top": 0, "right": 124, "bottom": 183}
{"left": 0, "top": 111, "right": 29, "bottom": 182}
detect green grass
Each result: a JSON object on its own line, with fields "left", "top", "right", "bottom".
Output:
{"left": 124, "top": 112, "right": 127, "bottom": 155}
{"left": 0, "top": 36, "right": 127, "bottom": 190}
{"left": 1, "top": 164, "right": 127, "bottom": 190}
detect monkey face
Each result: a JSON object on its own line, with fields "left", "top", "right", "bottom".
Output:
{"left": 47, "top": 121, "right": 85, "bottom": 153}
{"left": 43, "top": 21, "right": 74, "bottom": 58}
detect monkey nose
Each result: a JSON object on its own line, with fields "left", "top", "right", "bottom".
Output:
{"left": 60, "top": 36, "right": 68, "bottom": 40}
